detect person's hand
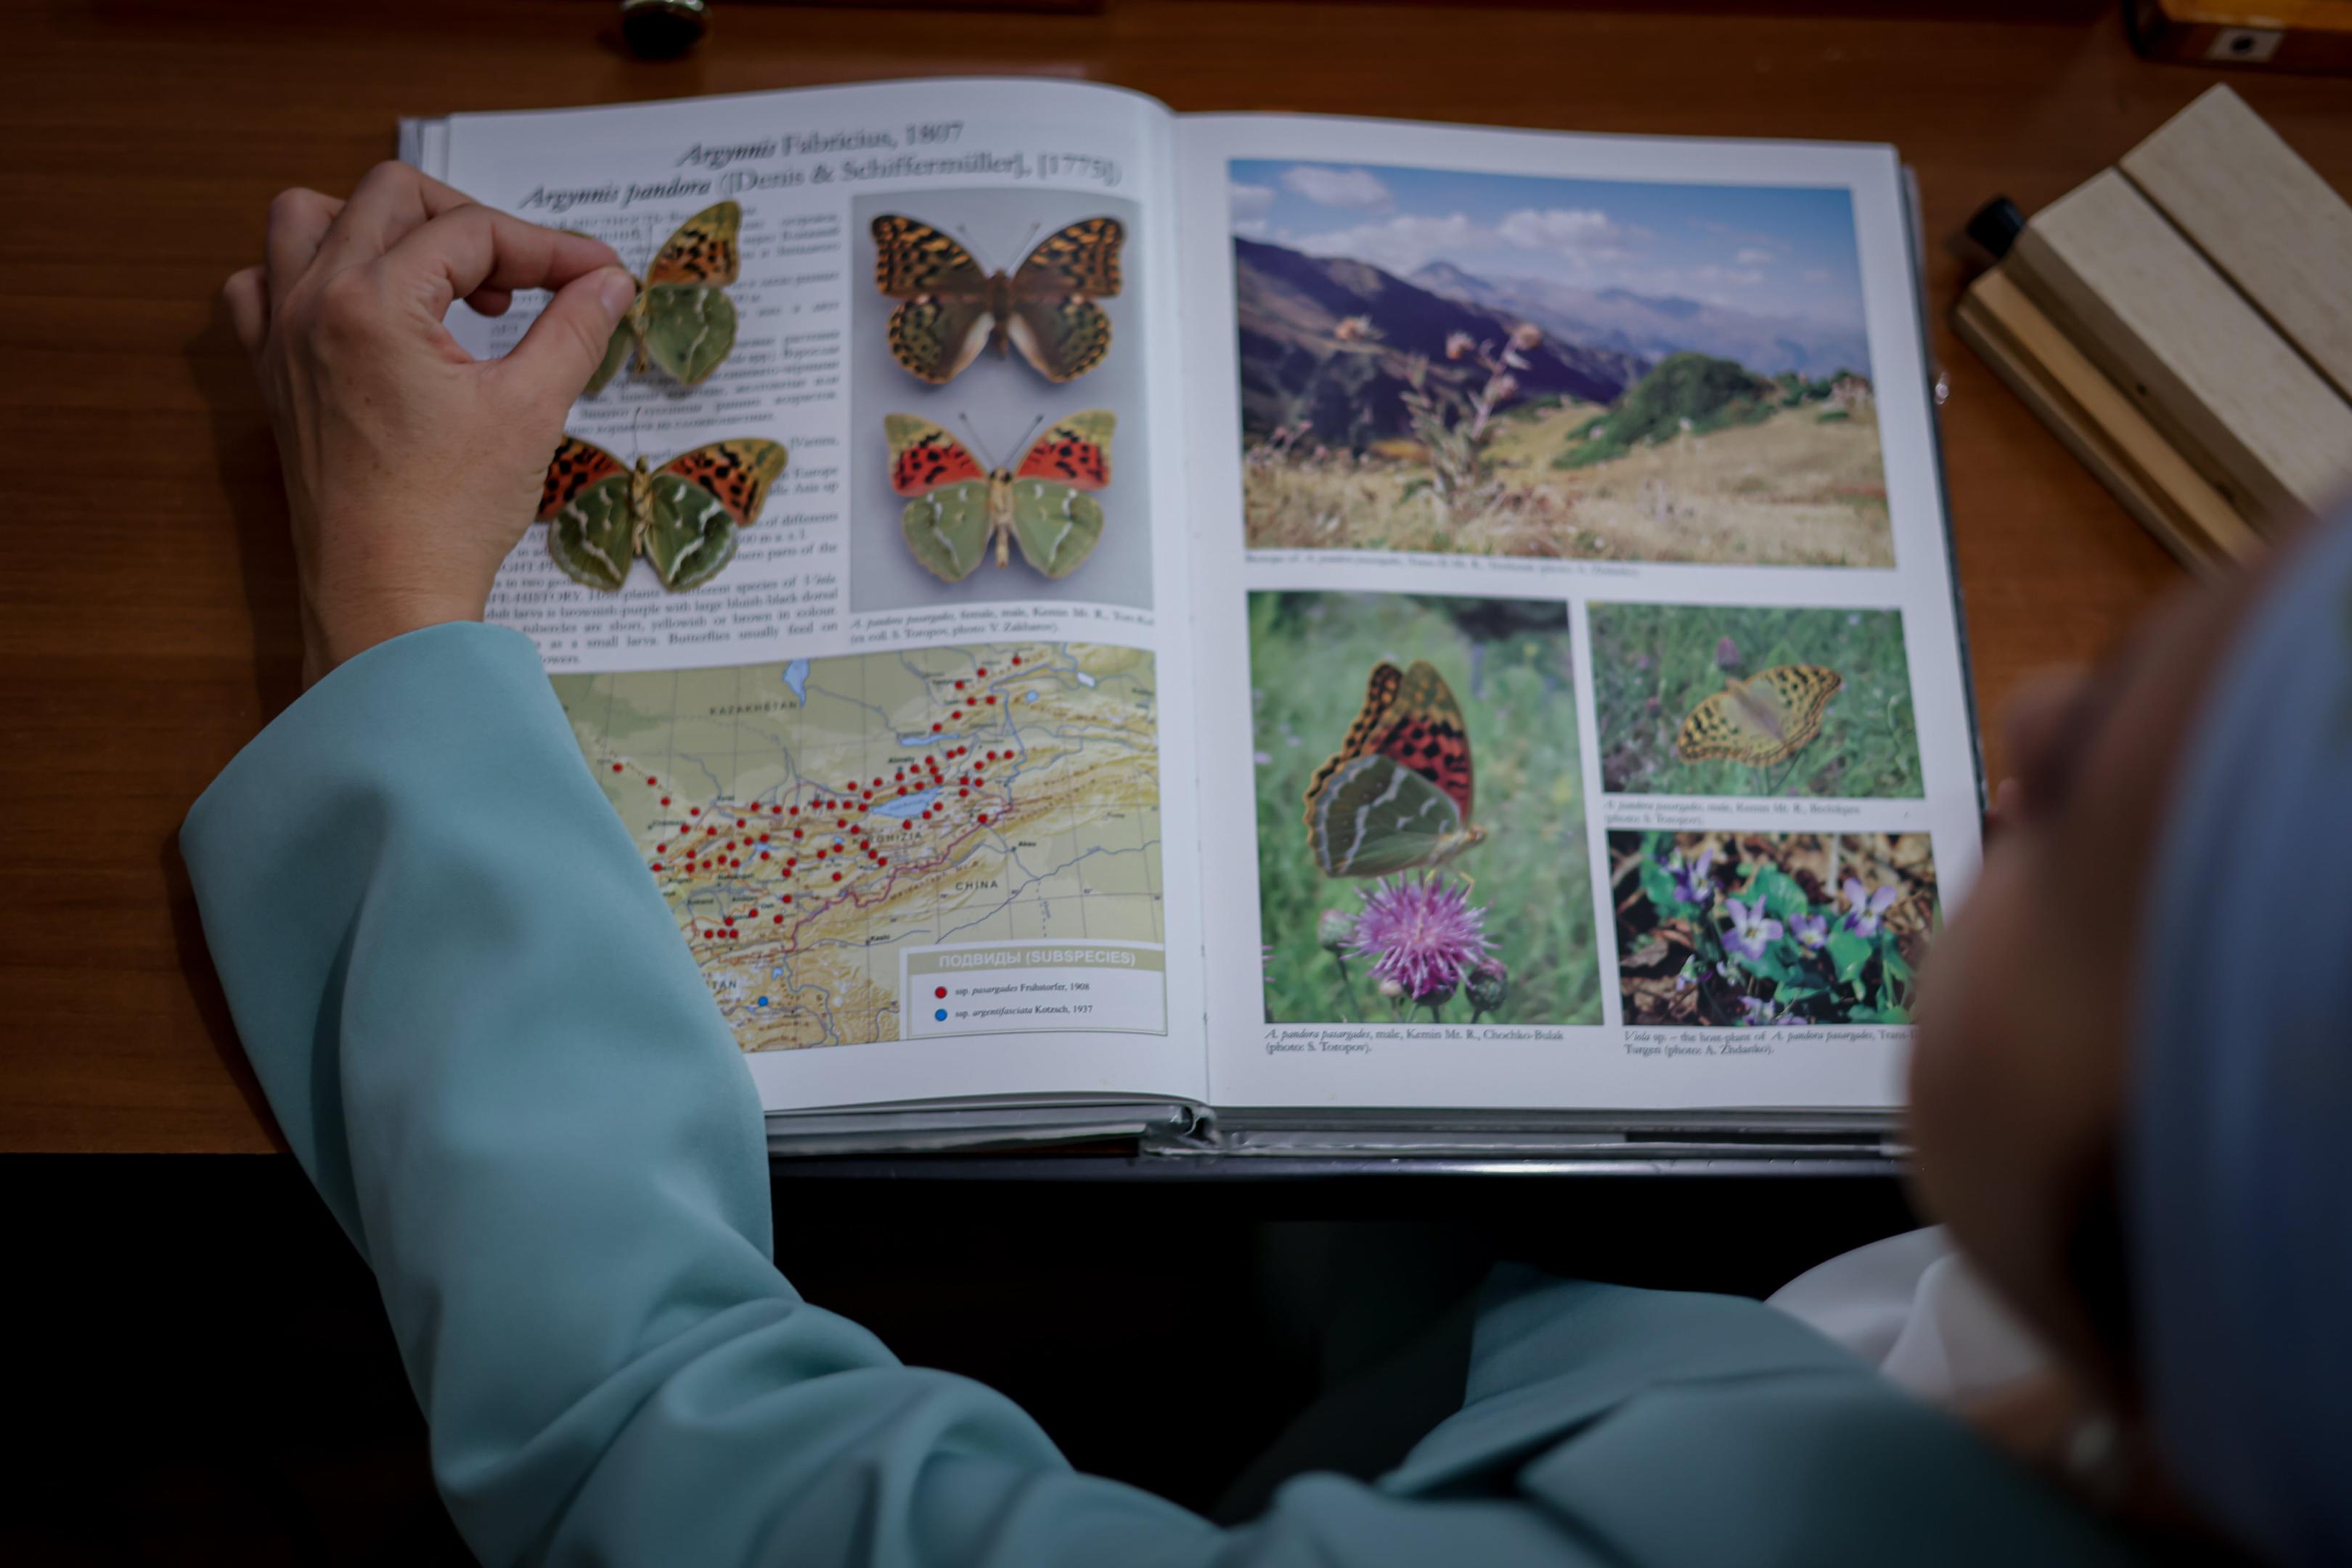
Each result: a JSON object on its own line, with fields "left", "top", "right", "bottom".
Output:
{"left": 223, "top": 162, "right": 636, "bottom": 685}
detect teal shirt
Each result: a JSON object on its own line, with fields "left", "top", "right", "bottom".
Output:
{"left": 182, "top": 624, "right": 2142, "bottom": 1568}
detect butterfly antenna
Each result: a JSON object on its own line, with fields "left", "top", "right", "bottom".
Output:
{"left": 955, "top": 412, "right": 1002, "bottom": 470}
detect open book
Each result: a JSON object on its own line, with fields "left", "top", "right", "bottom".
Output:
{"left": 401, "top": 78, "right": 1976, "bottom": 1159}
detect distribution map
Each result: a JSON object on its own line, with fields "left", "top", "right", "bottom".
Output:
{"left": 554, "top": 644, "right": 1163, "bottom": 1050}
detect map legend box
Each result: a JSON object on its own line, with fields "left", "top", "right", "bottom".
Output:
{"left": 905, "top": 944, "right": 1168, "bottom": 1037}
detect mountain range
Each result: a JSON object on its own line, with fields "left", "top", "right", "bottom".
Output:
{"left": 1408, "top": 259, "right": 1871, "bottom": 383}
{"left": 1234, "top": 237, "right": 1646, "bottom": 445}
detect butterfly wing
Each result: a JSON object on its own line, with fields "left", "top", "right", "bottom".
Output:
{"left": 659, "top": 440, "right": 788, "bottom": 528}
{"left": 1305, "top": 662, "right": 1404, "bottom": 817}
{"left": 640, "top": 472, "right": 740, "bottom": 591}
{"left": 539, "top": 436, "right": 626, "bottom": 521}
{"left": 1005, "top": 219, "right": 1122, "bottom": 382}
{"left": 1307, "top": 755, "right": 1471, "bottom": 878}
{"left": 1002, "top": 410, "right": 1112, "bottom": 577}
{"left": 645, "top": 202, "right": 741, "bottom": 287}
{"left": 871, "top": 216, "right": 995, "bottom": 384}
{"left": 1011, "top": 218, "right": 1124, "bottom": 301}
{"left": 546, "top": 471, "right": 636, "bottom": 592}
{"left": 870, "top": 215, "right": 988, "bottom": 298}
{"left": 638, "top": 285, "right": 738, "bottom": 385}
{"left": 885, "top": 414, "right": 992, "bottom": 580}
{"left": 1370, "top": 660, "right": 1477, "bottom": 825}
{"left": 886, "top": 415, "right": 984, "bottom": 495}
{"left": 584, "top": 311, "right": 636, "bottom": 396}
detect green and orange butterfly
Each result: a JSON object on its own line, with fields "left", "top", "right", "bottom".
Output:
{"left": 870, "top": 214, "right": 1123, "bottom": 385}
{"left": 1304, "top": 661, "right": 1487, "bottom": 878}
{"left": 536, "top": 434, "right": 787, "bottom": 592}
{"left": 886, "top": 410, "right": 1114, "bottom": 581}
{"left": 586, "top": 201, "right": 743, "bottom": 393}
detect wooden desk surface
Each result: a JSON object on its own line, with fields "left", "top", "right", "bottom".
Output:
{"left": 6, "top": 0, "right": 2347, "bottom": 1153}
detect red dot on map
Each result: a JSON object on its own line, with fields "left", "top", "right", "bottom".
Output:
{"left": 660, "top": 797, "right": 671, "bottom": 807}
{"left": 646, "top": 777, "right": 657, "bottom": 786}
{"left": 612, "top": 763, "right": 623, "bottom": 772}
{"left": 931, "top": 723, "right": 942, "bottom": 733}
{"left": 650, "top": 862, "right": 663, "bottom": 872}
{"left": 788, "top": 806, "right": 799, "bottom": 816}
{"left": 959, "top": 788, "right": 968, "bottom": 798}
{"left": 1010, "top": 657, "right": 1020, "bottom": 666}
{"left": 935, "top": 986, "right": 947, "bottom": 999}
{"left": 730, "top": 859, "right": 740, "bottom": 868}
{"left": 706, "top": 826, "right": 716, "bottom": 836}
{"left": 782, "top": 894, "right": 792, "bottom": 904}
{"left": 978, "top": 814, "right": 989, "bottom": 825}
{"left": 656, "top": 842, "right": 666, "bottom": 852}
{"left": 897, "top": 785, "right": 907, "bottom": 796}
{"left": 985, "top": 696, "right": 997, "bottom": 705}
{"left": 690, "top": 807, "right": 701, "bottom": 817}
{"left": 955, "top": 681, "right": 965, "bottom": 690}
{"left": 877, "top": 857, "right": 887, "bottom": 866}
{"left": 951, "top": 711, "right": 962, "bottom": 720}
{"left": 759, "top": 852, "right": 770, "bottom": 861}
{"left": 979, "top": 667, "right": 989, "bottom": 677}
{"left": 831, "top": 872, "right": 841, "bottom": 881}
{"left": 773, "top": 913, "right": 785, "bottom": 923}
{"left": 758, "top": 834, "right": 769, "bottom": 844}
{"left": 793, "top": 829, "right": 804, "bottom": 839}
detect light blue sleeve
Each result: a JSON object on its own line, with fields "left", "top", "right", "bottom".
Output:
{"left": 180, "top": 623, "right": 1625, "bottom": 1568}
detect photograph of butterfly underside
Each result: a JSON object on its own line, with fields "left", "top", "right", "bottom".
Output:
{"left": 871, "top": 214, "right": 1124, "bottom": 384}
{"left": 537, "top": 435, "right": 788, "bottom": 592}
{"left": 584, "top": 200, "right": 743, "bottom": 393}
{"left": 1591, "top": 603, "right": 1922, "bottom": 798}
{"left": 886, "top": 411, "right": 1114, "bottom": 582}
{"left": 1251, "top": 592, "right": 1601, "bottom": 1028}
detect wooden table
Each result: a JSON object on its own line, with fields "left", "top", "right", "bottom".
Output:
{"left": 6, "top": 0, "right": 2346, "bottom": 1153}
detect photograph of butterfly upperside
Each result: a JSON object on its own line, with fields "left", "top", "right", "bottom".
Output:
{"left": 1590, "top": 602, "right": 1922, "bottom": 798}
{"left": 885, "top": 409, "right": 1114, "bottom": 582}
{"left": 583, "top": 200, "right": 745, "bottom": 393}
{"left": 1304, "top": 660, "right": 1486, "bottom": 878}
{"left": 536, "top": 433, "right": 788, "bottom": 592}
{"left": 870, "top": 213, "right": 1124, "bottom": 385}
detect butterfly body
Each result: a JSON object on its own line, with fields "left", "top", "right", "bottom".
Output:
{"left": 1675, "top": 664, "right": 1843, "bottom": 768}
{"left": 586, "top": 202, "right": 743, "bottom": 393}
{"left": 1304, "top": 661, "right": 1485, "bottom": 878}
{"left": 537, "top": 434, "right": 787, "bottom": 592}
{"left": 871, "top": 215, "right": 1123, "bottom": 384}
{"left": 886, "top": 411, "right": 1114, "bottom": 581}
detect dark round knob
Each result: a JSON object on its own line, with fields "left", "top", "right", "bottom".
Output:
{"left": 621, "top": 0, "right": 708, "bottom": 60}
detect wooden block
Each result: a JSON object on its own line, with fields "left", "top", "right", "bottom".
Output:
{"left": 2008, "top": 169, "right": 2352, "bottom": 530}
{"left": 1957, "top": 267, "right": 2263, "bottom": 576}
{"left": 2128, "top": 1, "right": 2352, "bottom": 73}
{"left": 1959, "top": 266, "right": 2263, "bottom": 571}
{"left": 2123, "top": 85, "right": 2352, "bottom": 404}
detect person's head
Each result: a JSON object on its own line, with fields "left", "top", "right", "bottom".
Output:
{"left": 1911, "top": 515, "right": 2352, "bottom": 1563}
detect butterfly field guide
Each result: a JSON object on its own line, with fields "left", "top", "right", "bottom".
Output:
{"left": 412, "top": 75, "right": 1982, "bottom": 1155}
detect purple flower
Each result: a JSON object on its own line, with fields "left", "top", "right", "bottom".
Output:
{"left": 1842, "top": 878, "right": 1899, "bottom": 936}
{"left": 1790, "top": 912, "right": 1829, "bottom": 950}
{"left": 1348, "top": 873, "right": 1492, "bottom": 1002}
{"left": 1736, "top": 995, "right": 1779, "bottom": 1026}
{"left": 1715, "top": 635, "right": 1742, "bottom": 672}
{"left": 1665, "top": 847, "right": 1715, "bottom": 906}
{"left": 1723, "top": 897, "right": 1783, "bottom": 960}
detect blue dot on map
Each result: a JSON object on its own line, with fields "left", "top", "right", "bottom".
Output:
{"left": 758, "top": 996, "right": 769, "bottom": 1007}
{"left": 934, "top": 1008, "right": 948, "bottom": 1022}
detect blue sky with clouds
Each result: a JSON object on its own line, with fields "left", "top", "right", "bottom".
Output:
{"left": 1230, "top": 159, "right": 1866, "bottom": 326}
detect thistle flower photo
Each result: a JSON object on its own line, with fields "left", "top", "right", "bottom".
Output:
{"left": 1609, "top": 829, "right": 1935, "bottom": 1027}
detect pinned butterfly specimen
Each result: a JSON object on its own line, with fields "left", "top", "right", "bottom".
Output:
{"left": 886, "top": 410, "right": 1113, "bottom": 581}
{"left": 584, "top": 201, "right": 743, "bottom": 393}
{"left": 536, "top": 434, "right": 787, "bottom": 592}
{"left": 870, "top": 214, "right": 1122, "bottom": 385}
{"left": 1675, "top": 665, "right": 1844, "bottom": 768}
{"left": 1303, "top": 661, "right": 1487, "bottom": 878}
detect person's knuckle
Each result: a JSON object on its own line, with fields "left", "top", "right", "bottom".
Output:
{"left": 312, "top": 267, "right": 380, "bottom": 336}
{"left": 356, "top": 159, "right": 415, "bottom": 196}
{"left": 269, "top": 187, "right": 324, "bottom": 229}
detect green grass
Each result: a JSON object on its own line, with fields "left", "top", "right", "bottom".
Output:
{"left": 1590, "top": 603, "right": 1922, "bottom": 798}
{"left": 1249, "top": 592, "right": 1601, "bottom": 1026}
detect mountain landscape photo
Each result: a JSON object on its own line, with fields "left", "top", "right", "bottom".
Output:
{"left": 1231, "top": 158, "right": 1892, "bottom": 566}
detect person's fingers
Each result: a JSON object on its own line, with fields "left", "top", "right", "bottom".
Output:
{"left": 222, "top": 266, "right": 268, "bottom": 355}
{"left": 494, "top": 266, "right": 639, "bottom": 407}
{"left": 1998, "top": 666, "right": 2091, "bottom": 814}
{"left": 467, "top": 286, "right": 515, "bottom": 318}
{"left": 265, "top": 187, "right": 343, "bottom": 301}
{"left": 314, "top": 160, "right": 467, "bottom": 268}
{"left": 380, "top": 201, "right": 626, "bottom": 319}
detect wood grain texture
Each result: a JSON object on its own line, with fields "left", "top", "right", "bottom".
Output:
{"left": 2121, "top": 85, "right": 2352, "bottom": 403}
{"left": 1955, "top": 266, "right": 2261, "bottom": 573}
{"left": 2009, "top": 169, "right": 2352, "bottom": 528}
{"left": 7, "top": 0, "right": 2352, "bottom": 1152}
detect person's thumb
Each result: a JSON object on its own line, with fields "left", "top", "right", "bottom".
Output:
{"left": 497, "top": 266, "right": 634, "bottom": 407}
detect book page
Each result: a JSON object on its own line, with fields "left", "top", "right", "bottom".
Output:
{"left": 433, "top": 80, "right": 1207, "bottom": 1114}
{"left": 1175, "top": 115, "right": 1980, "bottom": 1115}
